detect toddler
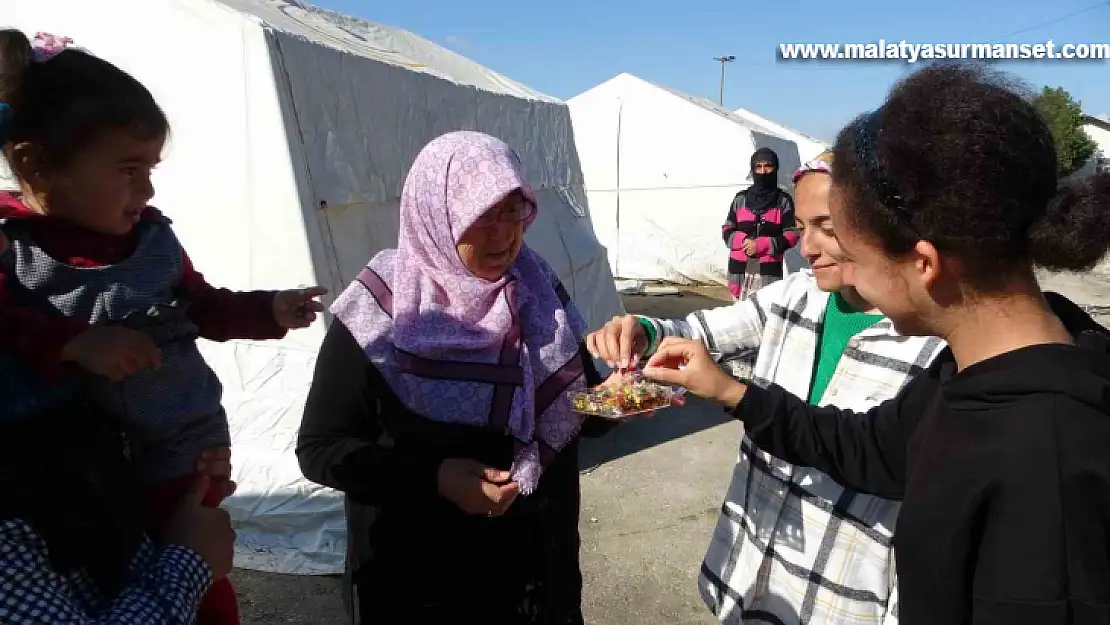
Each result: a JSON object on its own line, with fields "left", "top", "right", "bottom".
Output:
{"left": 0, "top": 31, "right": 325, "bottom": 624}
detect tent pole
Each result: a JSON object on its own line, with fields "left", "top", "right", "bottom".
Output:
{"left": 615, "top": 99, "right": 623, "bottom": 279}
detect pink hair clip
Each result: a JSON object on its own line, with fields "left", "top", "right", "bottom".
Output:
{"left": 32, "top": 32, "right": 74, "bottom": 64}
{"left": 792, "top": 158, "right": 833, "bottom": 183}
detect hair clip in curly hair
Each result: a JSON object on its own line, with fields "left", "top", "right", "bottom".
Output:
{"left": 31, "top": 32, "right": 74, "bottom": 64}
{"left": 853, "top": 107, "right": 913, "bottom": 223}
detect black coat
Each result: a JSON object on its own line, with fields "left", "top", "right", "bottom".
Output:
{"left": 734, "top": 293, "right": 1110, "bottom": 624}
{"left": 296, "top": 321, "right": 615, "bottom": 624}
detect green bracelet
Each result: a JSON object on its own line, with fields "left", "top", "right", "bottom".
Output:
{"left": 636, "top": 316, "right": 658, "bottom": 355}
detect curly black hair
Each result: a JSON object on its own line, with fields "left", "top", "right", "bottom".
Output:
{"left": 0, "top": 29, "right": 168, "bottom": 172}
{"left": 832, "top": 62, "right": 1110, "bottom": 291}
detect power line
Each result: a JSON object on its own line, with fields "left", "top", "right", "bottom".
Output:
{"left": 995, "top": 0, "right": 1110, "bottom": 41}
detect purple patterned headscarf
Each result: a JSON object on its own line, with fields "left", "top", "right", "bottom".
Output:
{"left": 330, "top": 131, "right": 588, "bottom": 495}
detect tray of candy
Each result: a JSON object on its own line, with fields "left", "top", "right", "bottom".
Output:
{"left": 570, "top": 373, "right": 685, "bottom": 418}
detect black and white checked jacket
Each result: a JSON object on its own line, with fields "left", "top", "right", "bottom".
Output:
{"left": 639, "top": 271, "right": 946, "bottom": 625}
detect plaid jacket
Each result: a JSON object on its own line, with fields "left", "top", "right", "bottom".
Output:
{"left": 0, "top": 519, "right": 210, "bottom": 624}
{"left": 640, "top": 270, "right": 945, "bottom": 625}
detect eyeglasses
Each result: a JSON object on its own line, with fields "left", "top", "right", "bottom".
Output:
{"left": 472, "top": 200, "right": 536, "bottom": 227}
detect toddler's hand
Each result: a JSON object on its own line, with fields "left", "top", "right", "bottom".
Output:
{"left": 273, "top": 286, "right": 327, "bottom": 329}
{"left": 61, "top": 326, "right": 162, "bottom": 381}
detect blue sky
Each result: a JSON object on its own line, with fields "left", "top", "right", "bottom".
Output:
{"left": 315, "top": 0, "right": 1108, "bottom": 142}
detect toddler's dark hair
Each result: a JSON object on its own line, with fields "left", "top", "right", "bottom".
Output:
{"left": 832, "top": 62, "right": 1110, "bottom": 291}
{"left": 0, "top": 29, "right": 168, "bottom": 173}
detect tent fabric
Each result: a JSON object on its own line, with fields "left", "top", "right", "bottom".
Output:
{"left": 732, "top": 107, "right": 830, "bottom": 163}
{"left": 568, "top": 73, "right": 804, "bottom": 285}
{"left": 1, "top": 0, "right": 623, "bottom": 575}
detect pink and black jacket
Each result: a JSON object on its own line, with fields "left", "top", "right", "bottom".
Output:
{"left": 722, "top": 188, "right": 798, "bottom": 276}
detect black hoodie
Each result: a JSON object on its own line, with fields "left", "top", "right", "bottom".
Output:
{"left": 734, "top": 292, "right": 1110, "bottom": 625}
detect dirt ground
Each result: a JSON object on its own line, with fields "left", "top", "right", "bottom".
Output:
{"left": 233, "top": 269, "right": 1110, "bottom": 624}
{"left": 621, "top": 285, "right": 733, "bottom": 319}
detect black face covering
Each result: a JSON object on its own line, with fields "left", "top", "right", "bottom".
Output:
{"left": 746, "top": 147, "right": 780, "bottom": 212}
{"left": 0, "top": 400, "right": 146, "bottom": 595}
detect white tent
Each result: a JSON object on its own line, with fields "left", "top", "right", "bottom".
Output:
{"left": 733, "top": 108, "right": 830, "bottom": 163}
{"left": 2, "top": 0, "right": 623, "bottom": 575}
{"left": 568, "top": 73, "right": 803, "bottom": 285}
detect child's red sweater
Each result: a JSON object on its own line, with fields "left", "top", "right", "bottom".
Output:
{"left": 0, "top": 192, "right": 286, "bottom": 520}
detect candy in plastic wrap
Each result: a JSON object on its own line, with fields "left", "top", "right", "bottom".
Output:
{"left": 570, "top": 373, "right": 685, "bottom": 418}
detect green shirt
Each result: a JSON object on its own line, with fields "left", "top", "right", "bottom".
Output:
{"left": 807, "top": 291, "right": 884, "bottom": 404}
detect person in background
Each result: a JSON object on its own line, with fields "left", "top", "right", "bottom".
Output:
{"left": 587, "top": 151, "right": 944, "bottom": 624}
{"left": 296, "top": 131, "right": 618, "bottom": 624}
{"left": 722, "top": 147, "right": 798, "bottom": 300}
{"left": 0, "top": 30, "right": 325, "bottom": 625}
{"left": 642, "top": 63, "right": 1110, "bottom": 624}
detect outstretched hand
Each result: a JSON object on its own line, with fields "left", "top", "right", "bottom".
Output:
{"left": 273, "top": 286, "right": 328, "bottom": 329}
{"left": 641, "top": 337, "right": 746, "bottom": 408}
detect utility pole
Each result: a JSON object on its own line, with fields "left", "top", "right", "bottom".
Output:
{"left": 713, "top": 55, "right": 736, "bottom": 106}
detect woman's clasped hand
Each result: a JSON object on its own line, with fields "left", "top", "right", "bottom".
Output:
{"left": 437, "top": 458, "right": 520, "bottom": 517}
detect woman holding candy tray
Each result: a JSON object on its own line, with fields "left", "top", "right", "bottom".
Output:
{"left": 587, "top": 151, "right": 945, "bottom": 624}
{"left": 296, "top": 131, "right": 621, "bottom": 624}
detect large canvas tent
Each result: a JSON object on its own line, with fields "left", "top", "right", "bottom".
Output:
{"left": 568, "top": 73, "right": 803, "bottom": 285}
{"left": 733, "top": 107, "right": 829, "bottom": 163}
{"left": 2, "top": 0, "right": 623, "bottom": 574}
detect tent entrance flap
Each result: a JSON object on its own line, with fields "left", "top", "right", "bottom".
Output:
{"left": 320, "top": 200, "right": 402, "bottom": 284}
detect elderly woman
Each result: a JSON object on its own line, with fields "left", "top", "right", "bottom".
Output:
{"left": 296, "top": 131, "right": 616, "bottom": 624}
